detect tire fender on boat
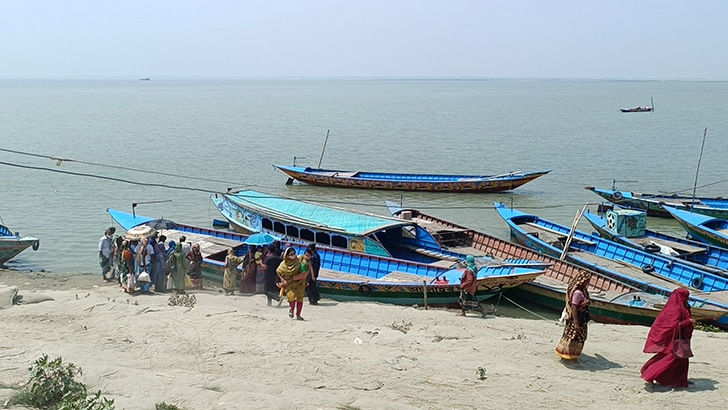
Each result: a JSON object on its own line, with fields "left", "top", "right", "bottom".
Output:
{"left": 611, "top": 191, "right": 624, "bottom": 201}
{"left": 358, "top": 284, "right": 372, "bottom": 295}
{"left": 32, "top": 241, "right": 40, "bottom": 251}
{"left": 691, "top": 277, "right": 704, "bottom": 290}
{"left": 641, "top": 264, "right": 655, "bottom": 274}
{"left": 643, "top": 244, "right": 660, "bottom": 253}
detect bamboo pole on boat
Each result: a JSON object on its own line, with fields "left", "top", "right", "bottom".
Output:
{"left": 317, "top": 129, "right": 330, "bottom": 168}
{"left": 691, "top": 128, "right": 708, "bottom": 212}
{"left": 559, "top": 204, "right": 589, "bottom": 261}
{"left": 422, "top": 280, "right": 428, "bottom": 310}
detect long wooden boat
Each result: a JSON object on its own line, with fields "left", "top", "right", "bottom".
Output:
{"left": 106, "top": 209, "right": 547, "bottom": 306}
{"left": 212, "top": 190, "right": 472, "bottom": 264}
{"left": 493, "top": 202, "right": 728, "bottom": 324}
{"left": 384, "top": 203, "right": 724, "bottom": 326}
{"left": 620, "top": 97, "right": 654, "bottom": 113}
{"left": 662, "top": 205, "right": 728, "bottom": 250}
{"left": 0, "top": 223, "right": 40, "bottom": 265}
{"left": 273, "top": 165, "right": 551, "bottom": 193}
{"left": 585, "top": 186, "right": 728, "bottom": 219}
{"left": 583, "top": 211, "right": 728, "bottom": 276}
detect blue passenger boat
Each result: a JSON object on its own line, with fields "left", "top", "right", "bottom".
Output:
{"left": 585, "top": 186, "right": 728, "bottom": 219}
{"left": 274, "top": 165, "right": 551, "bottom": 193}
{"left": 0, "top": 223, "right": 40, "bottom": 265}
{"left": 106, "top": 209, "right": 546, "bottom": 306}
{"left": 212, "top": 190, "right": 467, "bottom": 264}
{"left": 493, "top": 202, "right": 728, "bottom": 319}
{"left": 662, "top": 205, "right": 728, "bottom": 250}
{"left": 583, "top": 210, "right": 728, "bottom": 276}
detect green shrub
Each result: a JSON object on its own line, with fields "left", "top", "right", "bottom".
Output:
{"left": 10, "top": 355, "right": 114, "bottom": 410}
{"left": 156, "top": 402, "right": 186, "bottom": 410}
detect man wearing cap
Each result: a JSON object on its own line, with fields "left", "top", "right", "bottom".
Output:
{"left": 99, "top": 227, "right": 116, "bottom": 281}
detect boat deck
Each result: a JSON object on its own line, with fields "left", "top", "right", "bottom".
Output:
{"left": 629, "top": 236, "right": 706, "bottom": 255}
{"left": 158, "top": 229, "right": 244, "bottom": 258}
{"left": 522, "top": 223, "right": 596, "bottom": 247}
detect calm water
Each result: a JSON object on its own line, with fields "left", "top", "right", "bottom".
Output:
{"left": 1, "top": 79, "right": 728, "bottom": 274}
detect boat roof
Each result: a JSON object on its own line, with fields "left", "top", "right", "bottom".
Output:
{"left": 223, "top": 190, "right": 418, "bottom": 236}
{"left": 106, "top": 209, "right": 155, "bottom": 230}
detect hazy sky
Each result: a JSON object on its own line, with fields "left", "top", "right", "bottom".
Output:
{"left": 1, "top": 1, "right": 726, "bottom": 79}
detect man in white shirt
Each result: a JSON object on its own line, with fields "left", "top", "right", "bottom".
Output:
{"left": 98, "top": 227, "right": 115, "bottom": 280}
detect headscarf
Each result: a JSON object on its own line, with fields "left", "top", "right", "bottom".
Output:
{"left": 565, "top": 270, "right": 591, "bottom": 314}
{"left": 644, "top": 288, "right": 693, "bottom": 354}
{"left": 465, "top": 255, "right": 478, "bottom": 277}
{"left": 276, "top": 247, "right": 301, "bottom": 280}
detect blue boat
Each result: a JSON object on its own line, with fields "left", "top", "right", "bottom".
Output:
{"left": 585, "top": 186, "right": 728, "bottom": 219}
{"left": 583, "top": 211, "right": 728, "bottom": 277}
{"left": 662, "top": 205, "right": 728, "bottom": 250}
{"left": 493, "top": 202, "right": 728, "bottom": 318}
{"left": 0, "top": 223, "right": 40, "bottom": 265}
{"left": 106, "top": 208, "right": 546, "bottom": 305}
{"left": 274, "top": 165, "right": 551, "bottom": 193}
{"left": 211, "top": 190, "right": 469, "bottom": 264}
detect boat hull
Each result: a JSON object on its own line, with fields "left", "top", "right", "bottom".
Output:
{"left": 275, "top": 165, "right": 551, "bottom": 193}
{"left": 585, "top": 187, "right": 728, "bottom": 219}
{"left": 0, "top": 237, "right": 39, "bottom": 265}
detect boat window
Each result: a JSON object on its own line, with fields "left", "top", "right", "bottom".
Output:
{"left": 286, "top": 225, "right": 300, "bottom": 238}
{"left": 331, "top": 235, "right": 347, "bottom": 249}
{"left": 262, "top": 218, "right": 273, "bottom": 230}
{"left": 402, "top": 226, "right": 417, "bottom": 239}
{"left": 300, "top": 229, "right": 315, "bottom": 242}
{"left": 315, "top": 232, "right": 331, "bottom": 246}
{"left": 273, "top": 222, "right": 286, "bottom": 235}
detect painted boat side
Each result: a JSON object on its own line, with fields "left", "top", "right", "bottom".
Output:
{"left": 585, "top": 187, "right": 728, "bottom": 219}
{"left": 663, "top": 205, "right": 728, "bottom": 249}
{"left": 275, "top": 165, "right": 550, "bottom": 193}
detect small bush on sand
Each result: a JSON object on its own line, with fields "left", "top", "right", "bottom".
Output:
{"left": 10, "top": 354, "right": 114, "bottom": 410}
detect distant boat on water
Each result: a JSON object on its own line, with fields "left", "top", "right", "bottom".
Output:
{"left": 620, "top": 97, "right": 654, "bottom": 113}
{"left": 139, "top": 78, "right": 150, "bottom": 81}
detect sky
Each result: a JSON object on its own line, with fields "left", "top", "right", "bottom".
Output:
{"left": 1, "top": 1, "right": 727, "bottom": 79}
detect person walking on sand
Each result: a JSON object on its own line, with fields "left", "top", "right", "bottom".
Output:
{"left": 166, "top": 243, "right": 187, "bottom": 294}
{"left": 459, "top": 255, "right": 486, "bottom": 317}
{"left": 277, "top": 247, "right": 309, "bottom": 320}
{"left": 98, "top": 227, "right": 115, "bottom": 281}
{"left": 641, "top": 287, "right": 695, "bottom": 388}
{"left": 186, "top": 243, "right": 204, "bottom": 289}
{"left": 306, "top": 243, "right": 322, "bottom": 305}
{"left": 255, "top": 246, "right": 266, "bottom": 294}
{"left": 555, "top": 270, "right": 592, "bottom": 361}
{"left": 152, "top": 235, "right": 168, "bottom": 292}
{"left": 223, "top": 247, "right": 244, "bottom": 295}
{"left": 263, "top": 246, "right": 283, "bottom": 306}
{"left": 238, "top": 246, "right": 257, "bottom": 294}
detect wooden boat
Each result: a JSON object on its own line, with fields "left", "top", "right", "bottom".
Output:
{"left": 583, "top": 210, "right": 728, "bottom": 276}
{"left": 662, "top": 205, "right": 728, "bottom": 250}
{"left": 493, "top": 202, "right": 728, "bottom": 323}
{"left": 385, "top": 203, "right": 724, "bottom": 326}
{"left": 585, "top": 186, "right": 728, "bottom": 219}
{"left": 212, "top": 190, "right": 474, "bottom": 264}
{"left": 106, "top": 208, "right": 546, "bottom": 306}
{"left": 273, "top": 165, "right": 551, "bottom": 193}
{"left": 0, "top": 223, "right": 39, "bottom": 265}
{"left": 620, "top": 97, "right": 654, "bottom": 113}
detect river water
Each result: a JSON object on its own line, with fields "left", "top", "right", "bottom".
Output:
{"left": 2, "top": 79, "right": 727, "bottom": 275}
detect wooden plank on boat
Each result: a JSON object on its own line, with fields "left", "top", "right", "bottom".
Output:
{"left": 158, "top": 229, "right": 244, "bottom": 258}
{"left": 629, "top": 237, "right": 706, "bottom": 255}
{"left": 319, "top": 268, "right": 372, "bottom": 283}
{"left": 524, "top": 222, "right": 596, "bottom": 246}
{"left": 571, "top": 250, "right": 684, "bottom": 291}
{"left": 379, "top": 271, "right": 432, "bottom": 283}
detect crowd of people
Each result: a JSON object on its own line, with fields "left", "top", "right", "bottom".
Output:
{"left": 100, "top": 226, "right": 700, "bottom": 388}
{"left": 98, "top": 226, "right": 204, "bottom": 294}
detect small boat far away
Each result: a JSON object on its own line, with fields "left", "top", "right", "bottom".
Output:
{"left": 620, "top": 97, "right": 654, "bottom": 113}
{"left": 139, "top": 78, "right": 150, "bottom": 81}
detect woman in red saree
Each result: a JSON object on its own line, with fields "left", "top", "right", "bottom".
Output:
{"left": 641, "top": 287, "right": 694, "bottom": 388}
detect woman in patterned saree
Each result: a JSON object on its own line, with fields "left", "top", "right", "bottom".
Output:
{"left": 555, "top": 270, "right": 592, "bottom": 360}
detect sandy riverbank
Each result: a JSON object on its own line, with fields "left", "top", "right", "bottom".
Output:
{"left": 1, "top": 269, "right": 727, "bottom": 410}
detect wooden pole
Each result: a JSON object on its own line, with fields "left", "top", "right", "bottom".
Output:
{"left": 422, "top": 280, "right": 428, "bottom": 310}
{"left": 691, "top": 128, "right": 708, "bottom": 211}
{"left": 560, "top": 203, "right": 589, "bottom": 260}
{"left": 318, "top": 129, "right": 330, "bottom": 168}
